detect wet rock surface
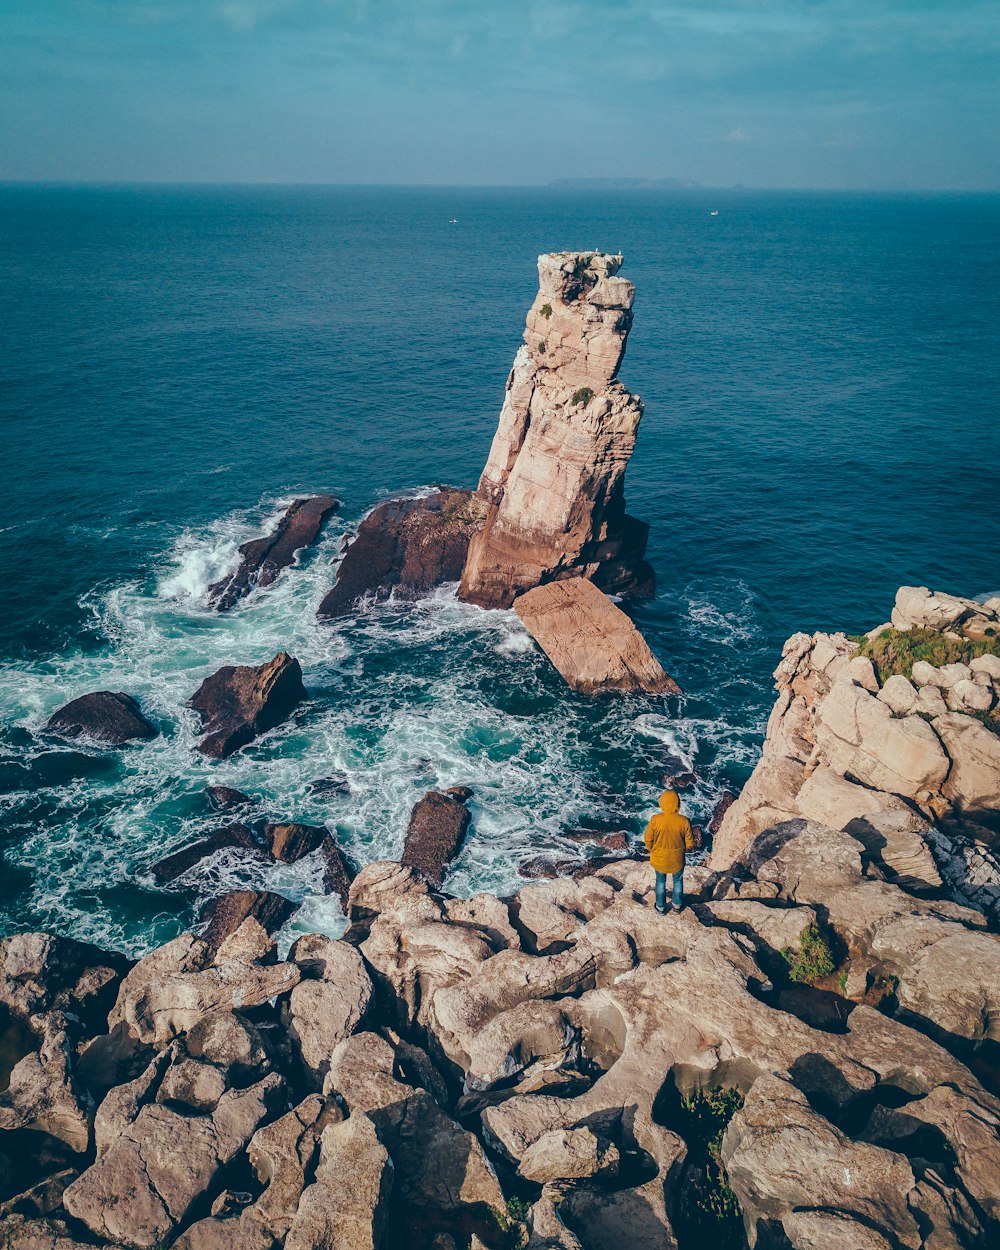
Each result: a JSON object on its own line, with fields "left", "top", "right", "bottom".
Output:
{"left": 209, "top": 495, "right": 338, "bottom": 610}
{"left": 189, "top": 652, "right": 306, "bottom": 759}
{"left": 317, "top": 489, "right": 486, "bottom": 619}
{"left": 46, "top": 692, "right": 157, "bottom": 746}
{"left": 151, "top": 825, "right": 265, "bottom": 884}
{"left": 401, "top": 789, "right": 472, "bottom": 889}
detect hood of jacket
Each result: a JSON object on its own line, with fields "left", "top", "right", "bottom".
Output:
{"left": 659, "top": 790, "right": 680, "bottom": 814}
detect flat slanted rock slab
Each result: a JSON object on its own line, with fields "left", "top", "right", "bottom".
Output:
{"left": 514, "top": 579, "right": 680, "bottom": 695}
{"left": 401, "top": 790, "right": 472, "bottom": 889}
{"left": 209, "top": 495, "right": 339, "bottom": 611}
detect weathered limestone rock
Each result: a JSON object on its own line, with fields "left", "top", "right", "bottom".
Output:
{"left": 45, "top": 691, "right": 157, "bottom": 745}
{"left": 63, "top": 1074, "right": 283, "bottom": 1249}
{"left": 108, "top": 932, "right": 299, "bottom": 1047}
{"left": 722, "top": 1074, "right": 921, "bottom": 1249}
{"left": 401, "top": 789, "right": 472, "bottom": 889}
{"left": 513, "top": 579, "right": 680, "bottom": 695}
{"left": 518, "top": 1127, "right": 619, "bottom": 1183}
{"left": 151, "top": 824, "right": 265, "bottom": 883}
{"left": 0, "top": 1216, "right": 123, "bottom": 1250}
{"left": 189, "top": 652, "right": 305, "bottom": 759}
{"left": 246, "top": 1095, "right": 341, "bottom": 1240}
{"left": 934, "top": 711, "right": 1000, "bottom": 809}
{"left": 283, "top": 935, "right": 372, "bottom": 1088}
{"left": 283, "top": 1114, "right": 392, "bottom": 1250}
{"left": 891, "top": 585, "right": 998, "bottom": 637}
{"left": 0, "top": 1014, "right": 91, "bottom": 1153}
{"left": 460, "top": 252, "right": 653, "bottom": 608}
{"left": 0, "top": 931, "right": 130, "bottom": 1024}
{"left": 208, "top": 495, "right": 338, "bottom": 610}
{"left": 317, "top": 489, "right": 487, "bottom": 618}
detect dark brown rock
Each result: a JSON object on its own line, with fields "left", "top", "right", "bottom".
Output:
{"left": 199, "top": 892, "right": 297, "bottom": 950}
{"left": 46, "top": 692, "right": 157, "bottom": 746}
{"left": 205, "top": 785, "right": 255, "bottom": 813}
{"left": 401, "top": 790, "right": 472, "bottom": 889}
{"left": 208, "top": 496, "right": 339, "bottom": 610}
{"left": 708, "top": 790, "right": 736, "bottom": 841}
{"left": 662, "top": 770, "right": 698, "bottom": 790}
{"left": 189, "top": 653, "right": 306, "bottom": 759}
{"left": 317, "top": 836, "right": 353, "bottom": 909}
{"left": 262, "top": 824, "right": 326, "bottom": 864}
{"left": 563, "top": 830, "right": 629, "bottom": 853}
{"left": 151, "top": 826, "right": 264, "bottom": 884}
{"left": 316, "top": 488, "right": 487, "bottom": 619}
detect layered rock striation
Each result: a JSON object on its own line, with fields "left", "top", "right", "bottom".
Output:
{"left": 459, "top": 251, "right": 653, "bottom": 610}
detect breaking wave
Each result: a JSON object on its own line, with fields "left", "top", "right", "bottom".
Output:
{"left": 0, "top": 495, "right": 771, "bottom": 955}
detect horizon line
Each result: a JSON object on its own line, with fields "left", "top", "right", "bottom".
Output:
{"left": 1, "top": 178, "right": 999, "bottom": 195}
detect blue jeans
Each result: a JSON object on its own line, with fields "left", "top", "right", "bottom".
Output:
{"left": 655, "top": 870, "right": 684, "bottom": 911}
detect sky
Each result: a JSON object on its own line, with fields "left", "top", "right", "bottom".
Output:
{"left": 1, "top": 1, "right": 998, "bottom": 189}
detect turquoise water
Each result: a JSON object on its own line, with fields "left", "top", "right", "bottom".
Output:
{"left": 2, "top": 186, "right": 998, "bottom": 953}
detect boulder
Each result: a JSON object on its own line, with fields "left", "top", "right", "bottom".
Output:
{"left": 208, "top": 495, "right": 338, "bottom": 610}
{"left": 262, "top": 822, "right": 326, "bottom": 863}
{"left": 283, "top": 1114, "right": 392, "bottom": 1250}
{"left": 189, "top": 652, "right": 306, "bottom": 759}
{"left": 200, "top": 891, "right": 297, "bottom": 950}
{"left": 401, "top": 790, "right": 472, "bottom": 889}
{"left": 246, "top": 1095, "right": 341, "bottom": 1239}
{"left": 205, "top": 785, "right": 255, "bottom": 812}
{"left": 891, "top": 586, "right": 982, "bottom": 632}
{"left": 108, "top": 932, "right": 300, "bottom": 1047}
{"left": 283, "top": 936, "right": 372, "bottom": 1088}
{"left": 0, "top": 1216, "right": 121, "bottom": 1250}
{"left": 0, "top": 1014, "right": 92, "bottom": 1153}
{"left": 934, "top": 712, "right": 1000, "bottom": 809}
{"left": 722, "top": 1074, "right": 921, "bottom": 1249}
{"left": 63, "top": 1074, "right": 283, "bottom": 1249}
{"left": 45, "top": 692, "right": 156, "bottom": 746}
{"left": 151, "top": 824, "right": 264, "bottom": 884}
{"left": 518, "top": 1127, "right": 619, "bottom": 1183}
{"left": 317, "top": 488, "right": 486, "bottom": 618}
{"left": 814, "top": 679, "right": 949, "bottom": 800}
{"left": 513, "top": 579, "right": 680, "bottom": 695}
{"left": 460, "top": 252, "right": 653, "bottom": 608}
{"left": 876, "top": 673, "right": 918, "bottom": 715}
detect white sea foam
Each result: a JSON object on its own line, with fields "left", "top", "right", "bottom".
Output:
{"left": 0, "top": 495, "right": 768, "bottom": 954}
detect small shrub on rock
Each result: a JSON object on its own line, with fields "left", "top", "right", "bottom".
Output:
{"left": 571, "top": 386, "right": 594, "bottom": 407}
{"left": 782, "top": 925, "right": 836, "bottom": 984}
{"left": 857, "top": 627, "right": 1000, "bottom": 682}
{"left": 678, "top": 1086, "right": 745, "bottom": 1246}
{"left": 539, "top": 303, "right": 553, "bottom": 318}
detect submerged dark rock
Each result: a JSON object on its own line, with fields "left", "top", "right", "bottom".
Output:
{"left": 401, "top": 790, "right": 472, "bottom": 889}
{"left": 205, "top": 784, "right": 255, "bottom": 813}
{"left": 316, "top": 488, "right": 487, "bottom": 619}
{"left": 208, "top": 495, "right": 339, "bottom": 610}
{"left": 263, "top": 822, "right": 327, "bottom": 864}
{"left": 46, "top": 692, "right": 157, "bottom": 746}
{"left": 199, "top": 890, "right": 296, "bottom": 949}
{"left": 189, "top": 652, "right": 306, "bottom": 759}
{"left": 151, "top": 824, "right": 265, "bottom": 884}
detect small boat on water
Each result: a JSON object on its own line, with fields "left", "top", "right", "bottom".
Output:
{"left": 710, "top": 209, "right": 719, "bottom": 216}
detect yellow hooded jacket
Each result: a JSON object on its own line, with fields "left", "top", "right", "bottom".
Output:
{"left": 643, "top": 790, "right": 694, "bottom": 875}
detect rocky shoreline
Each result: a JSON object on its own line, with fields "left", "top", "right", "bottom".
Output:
{"left": 5, "top": 253, "right": 1000, "bottom": 1248}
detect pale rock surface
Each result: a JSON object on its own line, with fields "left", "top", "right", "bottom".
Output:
{"left": 518, "top": 1127, "right": 619, "bottom": 1183}
{"left": 934, "top": 711, "right": 1000, "bottom": 808}
{"left": 460, "top": 252, "right": 652, "bottom": 608}
{"left": 947, "top": 676, "right": 994, "bottom": 712}
{"left": 876, "top": 672, "right": 918, "bottom": 714}
{"left": 283, "top": 1115, "right": 392, "bottom": 1250}
{"left": 282, "top": 935, "right": 372, "bottom": 1088}
{"left": 513, "top": 578, "right": 679, "bottom": 695}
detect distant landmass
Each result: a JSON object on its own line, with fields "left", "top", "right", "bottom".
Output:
{"left": 548, "top": 176, "right": 701, "bottom": 190}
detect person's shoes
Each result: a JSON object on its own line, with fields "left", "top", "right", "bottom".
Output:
{"left": 655, "top": 904, "right": 668, "bottom": 915}
{"left": 674, "top": 904, "right": 686, "bottom": 914}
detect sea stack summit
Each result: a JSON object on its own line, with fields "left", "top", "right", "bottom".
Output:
{"left": 459, "top": 250, "right": 653, "bottom": 609}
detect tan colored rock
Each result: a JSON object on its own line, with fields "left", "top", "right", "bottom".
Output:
{"left": 0, "top": 1216, "right": 128, "bottom": 1250}
{"left": 64, "top": 1074, "right": 283, "bottom": 1249}
{"left": 815, "top": 680, "right": 949, "bottom": 799}
{"left": 247, "top": 1095, "right": 341, "bottom": 1239}
{"left": 514, "top": 579, "right": 679, "bottom": 695}
{"left": 947, "top": 676, "right": 994, "bottom": 712}
{"left": 891, "top": 586, "right": 980, "bottom": 632}
{"left": 934, "top": 712, "right": 1000, "bottom": 809}
{"left": 912, "top": 659, "right": 972, "bottom": 689}
{"left": 915, "top": 683, "right": 948, "bottom": 717}
{"left": 971, "top": 653, "right": 1000, "bottom": 680}
{"left": 284, "top": 1115, "right": 392, "bottom": 1250}
{"left": 0, "top": 1014, "right": 91, "bottom": 1153}
{"left": 108, "top": 932, "right": 300, "bottom": 1047}
{"left": 876, "top": 673, "right": 918, "bottom": 715}
{"left": 722, "top": 1074, "right": 921, "bottom": 1249}
{"left": 460, "top": 252, "right": 652, "bottom": 608}
{"left": 283, "top": 936, "right": 372, "bottom": 1088}
{"left": 518, "top": 1127, "right": 619, "bottom": 1183}
{"left": 155, "top": 1056, "right": 226, "bottom": 1111}
{"left": 794, "top": 766, "right": 913, "bottom": 830}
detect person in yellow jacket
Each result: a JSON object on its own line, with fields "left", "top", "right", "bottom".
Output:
{"left": 643, "top": 790, "right": 694, "bottom": 914}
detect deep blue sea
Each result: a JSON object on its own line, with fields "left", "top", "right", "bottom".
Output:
{"left": 1, "top": 185, "right": 998, "bottom": 954}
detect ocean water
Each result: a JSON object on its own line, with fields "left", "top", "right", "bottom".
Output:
{"left": 1, "top": 185, "right": 998, "bottom": 955}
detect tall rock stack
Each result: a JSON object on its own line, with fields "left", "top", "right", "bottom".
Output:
{"left": 459, "top": 251, "right": 654, "bottom": 610}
